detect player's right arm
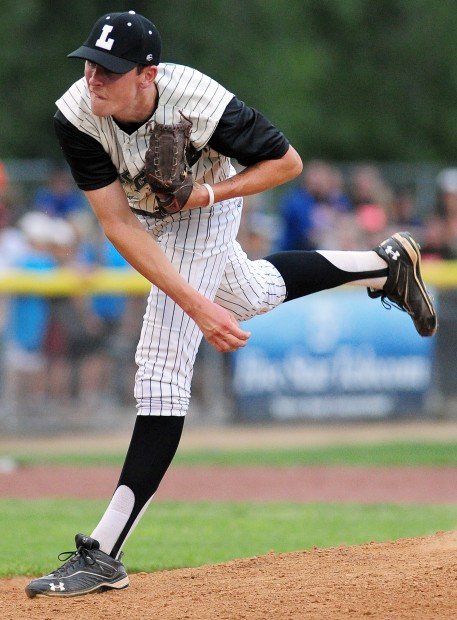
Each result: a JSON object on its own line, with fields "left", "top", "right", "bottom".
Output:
{"left": 53, "top": 112, "right": 250, "bottom": 352}
{"left": 85, "top": 180, "right": 250, "bottom": 352}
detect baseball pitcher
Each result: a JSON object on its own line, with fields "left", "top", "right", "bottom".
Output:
{"left": 26, "top": 10, "right": 436, "bottom": 598}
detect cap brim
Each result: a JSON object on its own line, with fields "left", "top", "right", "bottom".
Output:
{"left": 68, "top": 46, "right": 137, "bottom": 74}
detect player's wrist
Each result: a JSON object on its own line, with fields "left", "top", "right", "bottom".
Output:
{"left": 185, "top": 184, "right": 211, "bottom": 209}
{"left": 202, "top": 183, "right": 215, "bottom": 207}
{"left": 181, "top": 289, "right": 212, "bottom": 321}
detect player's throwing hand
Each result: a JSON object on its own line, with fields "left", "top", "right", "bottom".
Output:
{"left": 189, "top": 297, "right": 251, "bottom": 352}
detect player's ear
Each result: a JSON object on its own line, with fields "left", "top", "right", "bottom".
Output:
{"left": 138, "top": 65, "right": 158, "bottom": 88}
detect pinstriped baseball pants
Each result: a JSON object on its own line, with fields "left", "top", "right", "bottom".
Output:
{"left": 134, "top": 198, "right": 286, "bottom": 416}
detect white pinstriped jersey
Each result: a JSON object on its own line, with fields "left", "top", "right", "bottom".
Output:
{"left": 56, "top": 62, "right": 287, "bottom": 416}
{"left": 56, "top": 63, "right": 236, "bottom": 215}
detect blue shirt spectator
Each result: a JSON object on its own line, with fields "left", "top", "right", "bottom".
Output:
{"left": 278, "top": 185, "right": 316, "bottom": 250}
{"left": 33, "top": 166, "right": 87, "bottom": 219}
{"left": 77, "top": 236, "right": 131, "bottom": 323}
{"left": 278, "top": 160, "right": 352, "bottom": 251}
{"left": 9, "top": 250, "right": 57, "bottom": 352}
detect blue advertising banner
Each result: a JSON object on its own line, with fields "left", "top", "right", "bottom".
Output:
{"left": 232, "top": 289, "right": 436, "bottom": 420}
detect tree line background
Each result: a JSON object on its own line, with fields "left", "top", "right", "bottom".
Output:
{"left": 2, "top": 0, "right": 457, "bottom": 164}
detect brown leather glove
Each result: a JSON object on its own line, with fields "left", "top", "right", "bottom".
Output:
{"left": 144, "top": 112, "right": 194, "bottom": 217}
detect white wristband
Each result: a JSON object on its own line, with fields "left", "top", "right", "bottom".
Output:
{"left": 202, "top": 183, "right": 215, "bottom": 208}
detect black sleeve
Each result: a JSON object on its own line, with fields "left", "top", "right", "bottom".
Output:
{"left": 208, "top": 96, "right": 289, "bottom": 167}
{"left": 53, "top": 110, "right": 119, "bottom": 191}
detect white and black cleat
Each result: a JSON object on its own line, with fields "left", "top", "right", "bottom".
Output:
{"left": 25, "top": 534, "right": 129, "bottom": 598}
{"left": 368, "top": 231, "right": 438, "bottom": 337}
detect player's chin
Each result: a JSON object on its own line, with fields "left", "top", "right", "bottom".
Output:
{"left": 90, "top": 97, "right": 112, "bottom": 117}
{"left": 91, "top": 106, "right": 111, "bottom": 118}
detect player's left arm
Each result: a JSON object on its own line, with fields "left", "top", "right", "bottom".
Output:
{"left": 185, "top": 97, "right": 303, "bottom": 208}
{"left": 186, "top": 145, "right": 302, "bottom": 209}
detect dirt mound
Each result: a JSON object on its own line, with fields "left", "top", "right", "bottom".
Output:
{"left": 3, "top": 531, "right": 456, "bottom": 620}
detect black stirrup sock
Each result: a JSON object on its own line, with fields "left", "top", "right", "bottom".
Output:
{"left": 108, "top": 415, "right": 184, "bottom": 558}
{"left": 265, "top": 251, "right": 388, "bottom": 302}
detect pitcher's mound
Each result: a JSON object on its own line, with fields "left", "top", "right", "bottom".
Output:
{"left": 2, "top": 530, "right": 456, "bottom": 620}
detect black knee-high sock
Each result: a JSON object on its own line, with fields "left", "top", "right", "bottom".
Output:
{"left": 265, "top": 251, "right": 388, "bottom": 302}
{"left": 109, "top": 416, "right": 184, "bottom": 558}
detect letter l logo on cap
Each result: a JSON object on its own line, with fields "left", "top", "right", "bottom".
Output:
{"left": 95, "top": 25, "right": 115, "bottom": 50}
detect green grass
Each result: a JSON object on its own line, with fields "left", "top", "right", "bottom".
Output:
{"left": 2, "top": 499, "right": 456, "bottom": 577}
{"left": 7, "top": 442, "right": 457, "bottom": 467}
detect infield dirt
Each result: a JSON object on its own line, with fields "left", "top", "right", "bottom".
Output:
{"left": 2, "top": 530, "right": 456, "bottom": 620}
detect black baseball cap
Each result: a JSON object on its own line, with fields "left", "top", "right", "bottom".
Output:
{"left": 68, "top": 10, "right": 161, "bottom": 74}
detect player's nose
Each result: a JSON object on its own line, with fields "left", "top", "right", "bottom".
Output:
{"left": 87, "top": 65, "right": 104, "bottom": 85}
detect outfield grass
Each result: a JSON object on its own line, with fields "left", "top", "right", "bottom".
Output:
{"left": 2, "top": 499, "right": 456, "bottom": 577}
{"left": 7, "top": 442, "right": 457, "bottom": 467}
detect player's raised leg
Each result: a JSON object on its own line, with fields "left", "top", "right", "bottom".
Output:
{"left": 215, "top": 232, "right": 436, "bottom": 337}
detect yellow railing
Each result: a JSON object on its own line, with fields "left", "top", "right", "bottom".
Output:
{"left": 0, "top": 268, "right": 150, "bottom": 295}
{"left": 0, "top": 262, "right": 456, "bottom": 295}
{"left": 418, "top": 261, "right": 457, "bottom": 288}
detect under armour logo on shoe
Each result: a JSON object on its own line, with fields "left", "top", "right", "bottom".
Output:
{"left": 49, "top": 581, "right": 65, "bottom": 592}
{"left": 384, "top": 245, "right": 400, "bottom": 260}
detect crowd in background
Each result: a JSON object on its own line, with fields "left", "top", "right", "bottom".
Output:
{"left": 0, "top": 159, "right": 456, "bottom": 419}
{"left": 239, "top": 160, "right": 457, "bottom": 260}
{"left": 0, "top": 164, "right": 142, "bottom": 418}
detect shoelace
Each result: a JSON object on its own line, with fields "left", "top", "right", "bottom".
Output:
{"left": 53, "top": 546, "right": 97, "bottom": 576}
{"left": 380, "top": 295, "right": 407, "bottom": 314}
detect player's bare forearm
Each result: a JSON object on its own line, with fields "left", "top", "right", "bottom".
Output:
{"left": 186, "top": 145, "right": 303, "bottom": 209}
{"left": 229, "top": 145, "right": 303, "bottom": 196}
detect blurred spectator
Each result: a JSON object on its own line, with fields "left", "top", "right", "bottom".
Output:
{"left": 0, "top": 211, "right": 28, "bottom": 272}
{"left": 106, "top": 294, "right": 143, "bottom": 407}
{"left": 427, "top": 168, "right": 457, "bottom": 259}
{"left": 42, "top": 217, "right": 85, "bottom": 407}
{"left": 328, "top": 166, "right": 352, "bottom": 212}
{"left": 384, "top": 187, "right": 424, "bottom": 249}
{"left": 349, "top": 165, "right": 393, "bottom": 211}
{"left": 312, "top": 165, "right": 353, "bottom": 248}
{"left": 237, "top": 194, "right": 278, "bottom": 259}
{"left": 44, "top": 218, "right": 133, "bottom": 410}
{"left": 278, "top": 160, "right": 351, "bottom": 251}
{"left": 32, "top": 164, "right": 88, "bottom": 220}
{"left": 348, "top": 164, "right": 393, "bottom": 248}
{"left": 83, "top": 233, "right": 133, "bottom": 406}
{"left": 331, "top": 212, "right": 367, "bottom": 250}
{"left": 435, "top": 168, "right": 457, "bottom": 216}
{"left": 0, "top": 163, "right": 28, "bottom": 270}
{"left": 4, "top": 213, "right": 58, "bottom": 414}
{"left": 355, "top": 203, "right": 388, "bottom": 240}
{"left": 0, "top": 196, "right": 136, "bottom": 415}
{"left": 420, "top": 214, "right": 454, "bottom": 261}
{"left": 389, "top": 187, "right": 423, "bottom": 231}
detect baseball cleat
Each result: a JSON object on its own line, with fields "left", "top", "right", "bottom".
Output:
{"left": 25, "top": 533, "right": 129, "bottom": 598}
{"left": 368, "top": 231, "right": 437, "bottom": 337}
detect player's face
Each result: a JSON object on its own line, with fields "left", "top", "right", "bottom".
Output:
{"left": 84, "top": 61, "right": 144, "bottom": 119}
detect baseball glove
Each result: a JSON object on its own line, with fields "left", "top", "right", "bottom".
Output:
{"left": 144, "top": 112, "right": 194, "bottom": 217}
